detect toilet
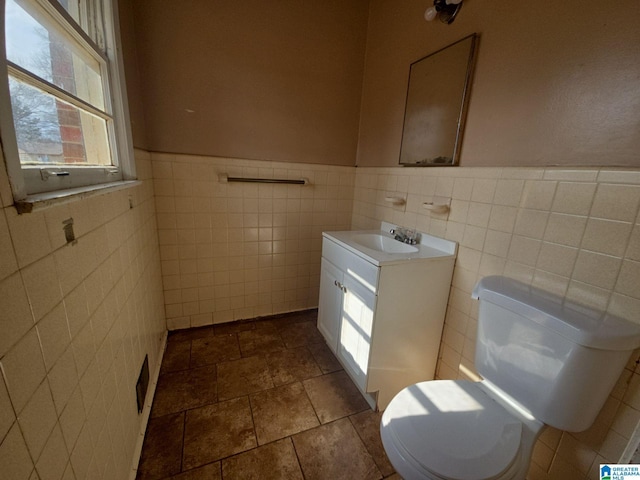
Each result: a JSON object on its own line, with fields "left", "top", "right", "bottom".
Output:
{"left": 381, "top": 275, "right": 640, "bottom": 480}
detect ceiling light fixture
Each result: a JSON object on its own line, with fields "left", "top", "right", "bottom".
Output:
{"left": 425, "top": 0, "right": 463, "bottom": 24}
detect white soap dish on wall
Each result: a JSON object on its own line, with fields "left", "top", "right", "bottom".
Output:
{"left": 423, "top": 196, "right": 451, "bottom": 214}
{"left": 384, "top": 196, "right": 406, "bottom": 206}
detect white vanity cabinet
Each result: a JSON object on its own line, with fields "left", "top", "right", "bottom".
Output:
{"left": 335, "top": 267, "right": 377, "bottom": 393}
{"left": 318, "top": 225, "right": 457, "bottom": 410}
{"left": 317, "top": 258, "right": 344, "bottom": 353}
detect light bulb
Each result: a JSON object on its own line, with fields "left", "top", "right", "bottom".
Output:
{"left": 424, "top": 6, "right": 437, "bottom": 21}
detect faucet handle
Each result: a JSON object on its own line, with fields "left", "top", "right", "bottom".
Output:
{"left": 393, "top": 226, "right": 407, "bottom": 242}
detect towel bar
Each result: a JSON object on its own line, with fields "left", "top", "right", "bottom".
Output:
{"left": 218, "top": 174, "right": 309, "bottom": 185}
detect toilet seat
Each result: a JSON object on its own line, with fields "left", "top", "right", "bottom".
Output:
{"left": 381, "top": 380, "right": 524, "bottom": 480}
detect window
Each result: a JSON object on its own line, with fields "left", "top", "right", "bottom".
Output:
{"left": 0, "top": 0, "right": 134, "bottom": 202}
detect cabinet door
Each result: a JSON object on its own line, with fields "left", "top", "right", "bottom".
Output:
{"left": 317, "top": 258, "right": 343, "bottom": 353}
{"left": 337, "top": 274, "right": 376, "bottom": 392}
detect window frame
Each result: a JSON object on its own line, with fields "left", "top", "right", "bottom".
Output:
{"left": 0, "top": 0, "right": 135, "bottom": 204}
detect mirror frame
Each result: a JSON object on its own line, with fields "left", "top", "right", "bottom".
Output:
{"left": 399, "top": 33, "right": 478, "bottom": 167}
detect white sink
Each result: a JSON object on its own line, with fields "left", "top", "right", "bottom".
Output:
{"left": 352, "top": 234, "right": 418, "bottom": 253}
{"left": 322, "top": 222, "right": 457, "bottom": 266}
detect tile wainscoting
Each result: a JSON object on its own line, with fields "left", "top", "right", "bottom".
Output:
{"left": 352, "top": 165, "right": 640, "bottom": 479}
{"left": 151, "top": 153, "right": 355, "bottom": 329}
{"left": 0, "top": 149, "right": 166, "bottom": 480}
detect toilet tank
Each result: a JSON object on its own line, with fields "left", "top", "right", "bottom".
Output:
{"left": 472, "top": 276, "right": 640, "bottom": 432}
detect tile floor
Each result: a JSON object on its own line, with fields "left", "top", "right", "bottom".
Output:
{"left": 136, "top": 309, "right": 400, "bottom": 480}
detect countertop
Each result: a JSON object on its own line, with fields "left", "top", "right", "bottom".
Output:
{"left": 322, "top": 226, "right": 457, "bottom": 267}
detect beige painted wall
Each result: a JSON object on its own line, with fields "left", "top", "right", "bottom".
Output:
{"left": 357, "top": 0, "right": 640, "bottom": 167}
{"left": 119, "top": 0, "right": 149, "bottom": 151}
{"left": 128, "top": 0, "right": 369, "bottom": 166}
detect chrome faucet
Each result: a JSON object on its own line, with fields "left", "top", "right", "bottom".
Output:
{"left": 390, "top": 226, "right": 420, "bottom": 245}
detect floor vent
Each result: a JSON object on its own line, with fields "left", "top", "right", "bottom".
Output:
{"left": 136, "top": 355, "right": 150, "bottom": 414}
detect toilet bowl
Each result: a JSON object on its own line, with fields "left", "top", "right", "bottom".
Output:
{"left": 380, "top": 276, "right": 640, "bottom": 480}
{"left": 381, "top": 380, "right": 543, "bottom": 480}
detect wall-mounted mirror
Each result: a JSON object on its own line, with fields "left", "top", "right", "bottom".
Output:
{"left": 399, "top": 34, "right": 478, "bottom": 166}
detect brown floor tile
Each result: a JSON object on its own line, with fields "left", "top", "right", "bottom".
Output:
{"left": 266, "top": 347, "right": 322, "bottom": 386}
{"left": 168, "top": 326, "right": 214, "bottom": 343}
{"left": 213, "top": 320, "right": 255, "bottom": 336}
{"left": 250, "top": 382, "right": 319, "bottom": 445}
{"left": 190, "top": 334, "right": 241, "bottom": 367}
{"left": 221, "top": 438, "right": 304, "bottom": 480}
{"left": 349, "top": 410, "right": 395, "bottom": 477}
{"left": 255, "top": 311, "right": 314, "bottom": 331}
{"left": 161, "top": 341, "right": 192, "bottom": 374}
{"left": 298, "top": 309, "right": 319, "bottom": 321}
{"left": 168, "top": 463, "right": 221, "bottom": 479}
{"left": 151, "top": 365, "right": 217, "bottom": 418}
{"left": 279, "top": 321, "right": 324, "bottom": 348}
{"left": 238, "top": 327, "right": 286, "bottom": 357}
{"left": 217, "top": 355, "right": 274, "bottom": 401}
{"left": 252, "top": 318, "right": 286, "bottom": 331}
{"left": 136, "top": 412, "right": 184, "bottom": 480}
{"left": 293, "top": 418, "right": 382, "bottom": 480}
{"left": 303, "top": 371, "right": 369, "bottom": 423}
{"left": 287, "top": 309, "right": 318, "bottom": 322}
{"left": 183, "top": 397, "right": 257, "bottom": 470}
{"left": 306, "top": 341, "right": 342, "bottom": 374}
{"left": 140, "top": 311, "right": 394, "bottom": 480}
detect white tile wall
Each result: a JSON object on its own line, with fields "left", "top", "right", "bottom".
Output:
{"left": 0, "top": 150, "right": 166, "bottom": 480}
{"left": 352, "top": 165, "right": 640, "bottom": 480}
{"left": 151, "top": 153, "right": 355, "bottom": 329}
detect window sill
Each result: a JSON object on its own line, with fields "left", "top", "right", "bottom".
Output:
{"left": 14, "top": 180, "right": 141, "bottom": 214}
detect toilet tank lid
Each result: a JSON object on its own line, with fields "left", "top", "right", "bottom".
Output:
{"left": 472, "top": 276, "right": 640, "bottom": 351}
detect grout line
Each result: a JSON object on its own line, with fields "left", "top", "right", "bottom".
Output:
{"left": 179, "top": 407, "right": 186, "bottom": 473}
{"left": 247, "top": 391, "right": 260, "bottom": 448}
{"left": 178, "top": 337, "right": 192, "bottom": 473}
